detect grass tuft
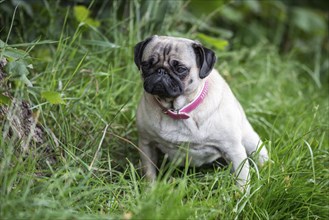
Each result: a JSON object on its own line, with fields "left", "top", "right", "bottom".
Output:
{"left": 1, "top": 0, "right": 328, "bottom": 219}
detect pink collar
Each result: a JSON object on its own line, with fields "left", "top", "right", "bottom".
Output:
{"left": 155, "top": 80, "right": 209, "bottom": 120}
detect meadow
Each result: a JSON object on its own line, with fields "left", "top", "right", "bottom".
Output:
{"left": 0, "top": 1, "right": 328, "bottom": 219}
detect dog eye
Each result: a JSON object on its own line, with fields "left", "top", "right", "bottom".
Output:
{"left": 141, "top": 58, "right": 155, "bottom": 68}
{"left": 177, "top": 66, "right": 187, "bottom": 73}
{"left": 141, "top": 61, "right": 149, "bottom": 67}
{"left": 170, "top": 60, "right": 187, "bottom": 73}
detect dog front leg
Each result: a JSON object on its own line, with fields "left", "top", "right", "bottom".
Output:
{"left": 138, "top": 139, "right": 158, "bottom": 181}
{"left": 224, "top": 144, "right": 250, "bottom": 188}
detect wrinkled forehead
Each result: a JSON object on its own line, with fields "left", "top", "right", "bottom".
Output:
{"left": 142, "top": 38, "right": 196, "bottom": 62}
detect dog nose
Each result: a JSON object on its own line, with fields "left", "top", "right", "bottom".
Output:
{"left": 157, "top": 68, "right": 167, "bottom": 75}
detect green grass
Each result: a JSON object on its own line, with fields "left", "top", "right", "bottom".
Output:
{"left": 1, "top": 1, "right": 328, "bottom": 219}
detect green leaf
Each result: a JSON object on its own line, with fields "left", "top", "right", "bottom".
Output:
{"left": 1, "top": 42, "right": 33, "bottom": 87}
{"left": 85, "top": 18, "right": 100, "bottom": 28}
{"left": 4, "top": 61, "right": 33, "bottom": 86}
{"left": 74, "top": 5, "right": 90, "bottom": 22}
{"left": 5, "top": 60, "right": 29, "bottom": 77}
{"left": 0, "top": 40, "right": 31, "bottom": 61}
{"left": 0, "top": 39, "right": 6, "bottom": 48}
{"left": 1, "top": 47, "right": 31, "bottom": 62}
{"left": 292, "top": 7, "right": 327, "bottom": 36}
{"left": 188, "top": 0, "right": 228, "bottom": 16}
{"left": 20, "top": 74, "right": 33, "bottom": 87}
{"left": 8, "top": 40, "right": 59, "bottom": 47}
{"left": 220, "top": 6, "right": 244, "bottom": 23}
{"left": 41, "top": 91, "right": 65, "bottom": 105}
{"left": 243, "top": 0, "right": 261, "bottom": 14}
{"left": 196, "top": 33, "right": 229, "bottom": 51}
{"left": 0, "top": 94, "right": 11, "bottom": 105}
{"left": 80, "top": 39, "right": 120, "bottom": 48}
{"left": 73, "top": 5, "right": 100, "bottom": 28}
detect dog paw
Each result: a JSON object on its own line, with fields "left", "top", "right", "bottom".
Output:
{"left": 259, "top": 154, "right": 275, "bottom": 167}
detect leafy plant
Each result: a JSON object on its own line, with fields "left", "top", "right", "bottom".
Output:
{"left": 41, "top": 91, "right": 65, "bottom": 105}
{"left": 0, "top": 40, "right": 33, "bottom": 87}
{"left": 73, "top": 5, "right": 100, "bottom": 28}
{"left": 0, "top": 94, "right": 11, "bottom": 105}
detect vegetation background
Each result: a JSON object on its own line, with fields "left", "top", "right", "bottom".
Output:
{"left": 0, "top": 0, "right": 328, "bottom": 219}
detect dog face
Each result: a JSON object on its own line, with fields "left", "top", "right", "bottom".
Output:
{"left": 134, "top": 36, "right": 216, "bottom": 98}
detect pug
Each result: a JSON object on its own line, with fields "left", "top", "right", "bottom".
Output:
{"left": 134, "top": 35, "right": 269, "bottom": 187}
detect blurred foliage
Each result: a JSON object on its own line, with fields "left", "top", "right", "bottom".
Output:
{"left": 188, "top": 0, "right": 328, "bottom": 48}
{"left": 197, "top": 33, "right": 229, "bottom": 51}
{"left": 73, "top": 5, "right": 100, "bottom": 28}
{"left": 0, "top": 40, "right": 33, "bottom": 87}
{"left": 41, "top": 91, "right": 65, "bottom": 104}
{"left": 187, "top": 0, "right": 328, "bottom": 85}
{"left": 0, "top": 0, "right": 328, "bottom": 85}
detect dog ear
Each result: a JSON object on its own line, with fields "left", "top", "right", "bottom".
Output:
{"left": 134, "top": 36, "right": 155, "bottom": 70}
{"left": 192, "top": 43, "right": 216, "bottom": 79}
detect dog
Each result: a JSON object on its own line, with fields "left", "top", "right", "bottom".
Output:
{"left": 134, "top": 35, "right": 269, "bottom": 187}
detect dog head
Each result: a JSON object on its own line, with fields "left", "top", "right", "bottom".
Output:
{"left": 134, "top": 36, "right": 216, "bottom": 98}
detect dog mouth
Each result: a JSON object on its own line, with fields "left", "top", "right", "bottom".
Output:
{"left": 143, "top": 72, "right": 183, "bottom": 98}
